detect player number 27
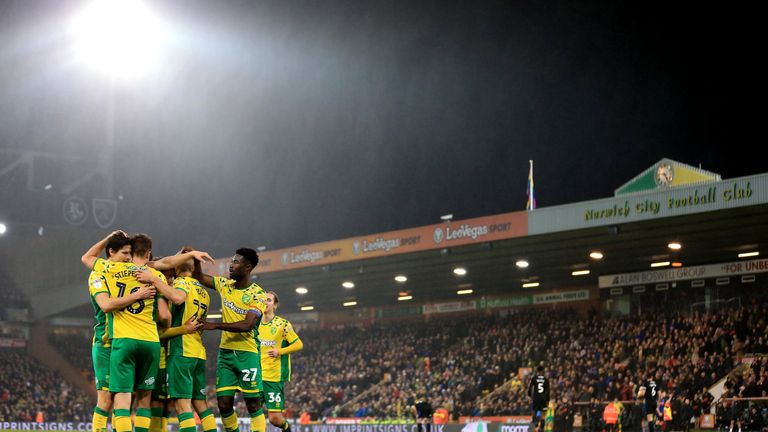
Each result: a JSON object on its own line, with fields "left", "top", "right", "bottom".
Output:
{"left": 241, "top": 368, "right": 258, "bottom": 382}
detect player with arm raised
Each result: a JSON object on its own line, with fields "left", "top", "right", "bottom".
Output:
{"left": 141, "top": 248, "right": 218, "bottom": 432}
{"left": 260, "top": 291, "right": 303, "bottom": 432}
{"left": 194, "top": 248, "right": 269, "bottom": 432}
{"left": 81, "top": 233, "right": 211, "bottom": 432}
{"left": 86, "top": 231, "right": 156, "bottom": 432}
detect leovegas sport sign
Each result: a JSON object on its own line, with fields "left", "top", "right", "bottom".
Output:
{"left": 203, "top": 212, "right": 527, "bottom": 274}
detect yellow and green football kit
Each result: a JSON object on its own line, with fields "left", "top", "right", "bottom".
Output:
{"left": 259, "top": 316, "right": 300, "bottom": 412}
{"left": 168, "top": 276, "right": 210, "bottom": 400}
{"left": 96, "top": 258, "right": 165, "bottom": 393}
{"left": 213, "top": 276, "right": 267, "bottom": 397}
{"left": 89, "top": 259, "right": 112, "bottom": 391}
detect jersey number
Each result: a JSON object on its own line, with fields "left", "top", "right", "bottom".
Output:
{"left": 241, "top": 368, "right": 258, "bottom": 382}
{"left": 268, "top": 392, "right": 282, "bottom": 403}
{"left": 192, "top": 299, "right": 208, "bottom": 321}
{"left": 538, "top": 382, "right": 544, "bottom": 393}
{"left": 117, "top": 282, "right": 145, "bottom": 314}
{"left": 651, "top": 386, "right": 656, "bottom": 397}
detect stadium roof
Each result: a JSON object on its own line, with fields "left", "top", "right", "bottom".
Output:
{"left": 232, "top": 170, "right": 768, "bottom": 314}
{"left": 15, "top": 169, "right": 768, "bottom": 320}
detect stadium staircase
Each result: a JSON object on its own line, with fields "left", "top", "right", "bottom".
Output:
{"left": 476, "top": 375, "right": 515, "bottom": 407}
{"left": 337, "top": 376, "right": 390, "bottom": 413}
{"left": 708, "top": 356, "right": 762, "bottom": 405}
{"left": 29, "top": 320, "right": 96, "bottom": 400}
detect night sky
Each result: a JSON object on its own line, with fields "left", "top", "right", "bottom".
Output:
{"left": 0, "top": 0, "right": 765, "bottom": 257}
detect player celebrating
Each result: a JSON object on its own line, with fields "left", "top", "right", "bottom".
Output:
{"left": 86, "top": 231, "right": 155, "bottom": 432}
{"left": 528, "top": 365, "right": 550, "bottom": 432}
{"left": 82, "top": 233, "right": 212, "bottom": 432}
{"left": 259, "top": 291, "right": 303, "bottom": 432}
{"left": 141, "top": 249, "right": 217, "bottom": 432}
{"left": 194, "top": 248, "right": 269, "bottom": 432}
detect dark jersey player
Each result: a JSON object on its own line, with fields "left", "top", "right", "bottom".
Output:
{"left": 638, "top": 374, "right": 660, "bottom": 432}
{"left": 528, "top": 366, "right": 550, "bottom": 432}
{"left": 412, "top": 395, "right": 434, "bottom": 432}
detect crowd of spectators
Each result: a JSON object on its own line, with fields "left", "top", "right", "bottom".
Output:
{"left": 0, "top": 350, "right": 92, "bottom": 422}
{"left": 4, "top": 298, "right": 765, "bottom": 424}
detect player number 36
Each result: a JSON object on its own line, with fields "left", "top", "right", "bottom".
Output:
{"left": 268, "top": 392, "right": 282, "bottom": 403}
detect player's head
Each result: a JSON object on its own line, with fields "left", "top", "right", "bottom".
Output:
{"left": 175, "top": 245, "right": 196, "bottom": 276}
{"left": 537, "top": 365, "right": 545, "bottom": 374}
{"left": 130, "top": 233, "right": 153, "bottom": 260}
{"left": 106, "top": 232, "right": 131, "bottom": 262}
{"left": 266, "top": 291, "right": 279, "bottom": 313}
{"left": 230, "top": 247, "right": 259, "bottom": 280}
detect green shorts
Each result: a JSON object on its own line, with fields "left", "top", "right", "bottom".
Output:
{"left": 263, "top": 381, "right": 285, "bottom": 412}
{"left": 92, "top": 344, "right": 111, "bottom": 391}
{"left": 168, "top": 355, "right": 207, "bottom": 400}
{"left": 109, "top": 338, "right": 160, "bottom": 393}
{"left": 151, "top": 368, "right": 168, "bottom": 400}
{"left": 216, "top": 349, "right": 263, "bottom": 397}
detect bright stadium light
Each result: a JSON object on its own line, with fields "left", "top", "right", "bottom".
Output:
{"left": 515, "top": 260, "right": 529, "bottom": 268}
{"left": 650, "top": 261, "right": 671, "bottom": 268}
{"left": 589, "top": 251, "right": 604, "bottom": 260}
{"left": 394, "top": 275, "right": 408, "bottom": 283}
{"left": 206, "top": 313, "right": 222, "bottom": 319}
{"left": 572, "top": 270, "right": 590, "bottom": 276}
{"left": 300, "top": 306, "right": 314, "bottom": 311}
{"left": 668, "top": 242, "right": 682, "bottom": 250}
{"left": 342, "top": 281, "right": 355, "bottom": 289}
{"left": 457, "top": 289, "right": 473, "bottom": 295}
{"left": 397, "top": 295, "right": 413, "bottom": 301}
{"left": 69, "top": 0, "right": 167, "bottom": 78}
{"left": 738, "top": 251, "right": 759, "bottom": 258}
{"left": 0, "top": 223, "right": 6, "bottom": 235}
{"left": 453, "top": 267, "right": 467, "bottom": 276}
{"left": 522, "top": 282, "right": 540, "bottom": 288}
{"left": 295, "top": 287, "right": 308, "bottom": 294}
{"left": 343, "top": 301, "right": 357, "bottom": 307}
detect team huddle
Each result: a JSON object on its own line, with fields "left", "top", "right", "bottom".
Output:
{"left": 82, "top": 231, "right": 303, "bottom": 432}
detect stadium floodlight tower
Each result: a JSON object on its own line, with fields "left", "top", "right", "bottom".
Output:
{"left": 67, "top": 0, "right": 167, "bottom": 201}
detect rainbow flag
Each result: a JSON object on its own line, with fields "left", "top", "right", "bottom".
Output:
{"left": 526, "top": 160, "right": 536, "bottom": 210}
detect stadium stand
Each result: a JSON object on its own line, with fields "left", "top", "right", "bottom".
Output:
{"left": 0, "top": 350, "right": 92, "bottom": 422}
{"left": 20, "top": 299, "right": 768, "bottom": 425}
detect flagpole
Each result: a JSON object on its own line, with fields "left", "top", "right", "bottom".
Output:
{"left": 526, "top": 160, "right": 536, "bottom": 211}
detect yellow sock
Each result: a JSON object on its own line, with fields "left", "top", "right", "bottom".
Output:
{"left": 222, "top": 410, "right": 239, "bottom": 432}
{"left": 150, "top": 407, "right": 164, "bottom": 432}
{"left": 250, "top": 410, "right": 266, "bottom": 432}
{"left": 161, "top": 415, "right": 169, "bottom": 432}
{"left": 135, "top": 408, "right": 152, "bottom": 432}
{"left": 113, "top": 409, "right": 132, "bottom": 432}
{"left": 200, "top": 409, "right": 218, "bottom": 432}
{"left": 92, "top": 407, "right": 109, "bottom": 432}
{"left": 179, "top": 412, "right": 197, "bottom": 432}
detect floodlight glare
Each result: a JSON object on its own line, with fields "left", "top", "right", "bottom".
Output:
{"left": 69, "top": 0, "right": 166, "bottom": 78}
{"left": 0, "top": 223, "right": 6, "bottom": 235}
